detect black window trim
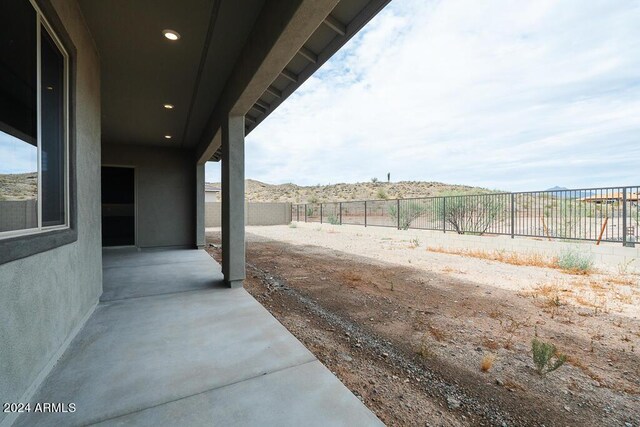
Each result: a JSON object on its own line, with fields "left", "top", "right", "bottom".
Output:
{"left": 0, "top": 0, "right": 77, "bottom": 265}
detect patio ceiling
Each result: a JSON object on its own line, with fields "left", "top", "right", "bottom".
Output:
{"left": 78, "top": 0, "right": 391, "bottom": 153}
{"left": 78, "top": 0, "right": 265, "bottom": 148}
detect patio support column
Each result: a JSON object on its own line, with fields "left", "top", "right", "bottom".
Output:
{"left": 221, "top": 115, "right": 245, "bottom": 288}
{"left": 196, "top": 163, "right": 205, "bottom": 249}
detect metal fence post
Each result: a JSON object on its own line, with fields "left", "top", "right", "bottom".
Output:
{"left": 623, "top": 188, "right": 628, "bottom": 247}
{"left": 510, "top": 193, "right": 515, "bottom": 239}
{"left": 339, "top": 202, "right": 342, "bottom": 225}
{"left": 442, "top": 197, "right": 446, "bottom": 233}
{"left": 397, "top": 199, "right": 401, "bottom": 230}
{"left": 304, "top": 204, "right": 307, "bottom": 222}
{"left": 320, "top": 203, "right": 323, "bottom": 224}
{"left": 364, "top": 201, "right": 367, "bottom": 227}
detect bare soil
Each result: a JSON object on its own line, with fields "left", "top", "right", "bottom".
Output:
{"left": 206, "top": 229, "right": 639, "bottom": 426}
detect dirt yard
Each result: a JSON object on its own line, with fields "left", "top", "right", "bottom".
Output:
{"left": 206, "top": 224, "right": 639, "bottom": 426}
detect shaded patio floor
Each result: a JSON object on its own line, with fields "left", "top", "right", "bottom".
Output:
{"left": 16, "top": 248, "right": 381, "bottom": 426}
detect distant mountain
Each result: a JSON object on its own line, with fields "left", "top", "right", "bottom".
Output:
{"left": 206, "top": 179, "right": 494, "bottom": 203}
{"left": 545, "top": 186, "right": 597, "bottom": 198}
{"left": 0, "top": 173, "right": 37, "bottom": 201}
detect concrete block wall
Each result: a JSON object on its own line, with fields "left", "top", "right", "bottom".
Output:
{"left": 0, "top": 200, "right": 37, "bottom": 232}
{"left": 206, "top": 202, "right": 291, "bottom": 227}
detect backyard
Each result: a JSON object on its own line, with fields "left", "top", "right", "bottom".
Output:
{"left": 207, "top": 224, "right": 639, "bottom": 426}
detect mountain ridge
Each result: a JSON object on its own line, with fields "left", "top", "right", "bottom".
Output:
{"left": 207, "top": 179, "right": 494, "bottom": 203}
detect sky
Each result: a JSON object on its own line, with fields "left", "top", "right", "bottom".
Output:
{"left": 0, "top": 131, "right": 37, "bottom": 174}
{"left": 205, "top": 0, "right": 640, "bottom": 192}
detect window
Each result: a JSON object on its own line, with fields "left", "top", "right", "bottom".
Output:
{"left": 0, "top": 0, "right": 69, "bottom": 237}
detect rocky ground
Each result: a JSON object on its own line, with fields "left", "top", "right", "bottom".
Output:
{"left": 206, "top": 227, "right": 639, "bottom": 427}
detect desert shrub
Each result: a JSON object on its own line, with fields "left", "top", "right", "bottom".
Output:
{"left": 306, "top": 206, "right": 313, "bottom": 217}
{"left": 327, "top": 215, "right": 340, "bottom": 225}
{"left": 376, "top": 188, "right": 389, "bottom": 200}
{"left": 288, "top": 222, "right": 297, "bottom": 228}
{"left": 481, "top": 353, "right": 495, "bottom": 372}
{"left": 371, "top": 177, "right": 379, "bottom": 183}
{"left": 441, "top": 191, "right": 506, "bottom": 235}
{"left": 531, "top": 338, "right": 566, "bottom": 376}
{"left": 543, "top": 199, "right": 593, "bottom": 238}
{"left": 388, "top": 202, "right": 427, "bottom": 230}
{"left": 308, "top": 195, "right": 319, "bottom": 204}
{"left": 555, "top": 249, "right": 593, "bottom": 273}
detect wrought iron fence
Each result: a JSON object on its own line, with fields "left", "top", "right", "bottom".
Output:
{"left": 291, "top": 185, "right": 640, "bottom": 246}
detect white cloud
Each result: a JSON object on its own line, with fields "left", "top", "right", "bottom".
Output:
{"left": 207, "top": 0, "right": 640, "bottom": 191}
{"left": 0, "top": 132, "right": 37, "bottom": 174}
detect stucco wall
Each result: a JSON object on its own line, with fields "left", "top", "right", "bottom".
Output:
{"left": 205, "top": 202, "right": 292, "bottom": 227}
{"left": 0, "top": 0, "right": 102, "bottom": 422}
{"left": 102, "top": 145, "right": 196, "bottom": 248}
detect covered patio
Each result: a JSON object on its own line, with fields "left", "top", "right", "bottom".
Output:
{"left": 15, "top": 248, "right": 381, "bottom": 426}
{"left": 1, "top": 0, "right": 391, "bottom": 425}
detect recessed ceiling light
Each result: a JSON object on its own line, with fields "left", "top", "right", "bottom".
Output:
{"left": 164, "top": 135, "right": 172, "bottom": 139}
{"left": 163, "top": 104, "right": 174, "bottom": 109}
{"left": 162, "top": 29, "right": 180, "bottom": 41}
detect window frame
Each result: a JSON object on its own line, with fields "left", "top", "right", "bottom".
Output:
{"left": 0, "top": 0, "right": 77, "bottom": 264}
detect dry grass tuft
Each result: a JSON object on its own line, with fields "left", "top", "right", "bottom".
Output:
{"left": 488, "top": 309, "right": 503, "bottom": 319}
{"left": 428, "top": 324, "right": 448, "bottom": 342}
{"left": 441, "top": 266, "right": 464, "bottom": 274}
{"left": 342, "top": 271, "right": 362, "bottom": 283}
{"left": 607, "top": 276, "right": 638, "bottom": 287}
{"left": 428, "top": 247, "right": 556, "bottom": 269}
{"left": 428, "top": 246, "right": 601, "bottom": 275}
{"left": 482, "top": 337, "right": 501, "bottom": 350}
{"left": 502, "top": 378, "right": 525, "bottom": 391}
{"left": 417, "top": 333, "right": 435, "bottom": 359}
{"left": 481, "top": 353, "right": 496, "bottom": 372}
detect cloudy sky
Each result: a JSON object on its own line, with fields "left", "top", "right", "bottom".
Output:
{"left": 205, "top": 0, "right": 640, "bottom": 192}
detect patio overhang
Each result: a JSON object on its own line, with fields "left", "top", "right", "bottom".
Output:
{"left": 77, "top": 0, "right": 392, "bottom": 157}
{"left": 80, "top": 0, "right": 392, "bottom": 288}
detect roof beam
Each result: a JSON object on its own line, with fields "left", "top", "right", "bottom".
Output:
{"left": 255, "top": 99, "right": 270, "bottom": 110}
{"left": 280, "top": 68, "right": 299, "bottom": 83}
{"left": 323, "top": 14, "right": 346, "bottom": 36}
{"left": 298, "top": 46, "right": 317, "bottom": 63}
{"left": 251, "top": 103, "right": 267, "bottom": 114}
{"left": 266, "top": 85, "right": 282, "bottom": 98}
{"left": 195, "top": 0, "right": 340, "bottom": 164}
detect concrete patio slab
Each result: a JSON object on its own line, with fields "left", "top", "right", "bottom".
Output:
{"left": 101, "top": 250, "right": 223, "bottom": 301}
{"left": 101, "top": 247, "right": 214, "bottom": 269}
{"left": 94, "top": 361, "right": 382, "bottom": 427}
{"left": 15, "top": 249, "right": 382, "bottom": 426}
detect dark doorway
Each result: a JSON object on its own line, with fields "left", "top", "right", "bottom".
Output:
{"left": 101, "top": 166, "right": 135, "bottom": 246}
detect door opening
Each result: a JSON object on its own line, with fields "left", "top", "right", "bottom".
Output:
{"left": 101, "top": 166, "right": 135, "bottom": 247}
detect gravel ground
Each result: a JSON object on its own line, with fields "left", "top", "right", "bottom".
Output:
{"left": 205, "top": 225, "right": 640, "bottom": 426}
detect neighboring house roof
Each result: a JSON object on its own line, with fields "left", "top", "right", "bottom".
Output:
{"left": 205, "top": 184, "right": 221, "bottom": 192}
{"left": 581, "top": 192, "right": 639, "bottom": 202}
